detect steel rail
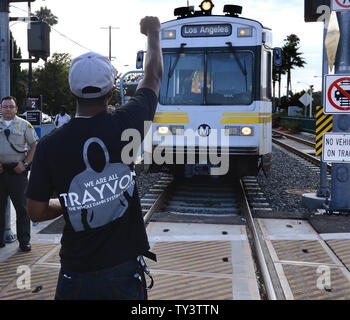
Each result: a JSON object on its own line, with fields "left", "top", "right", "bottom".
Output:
{"left": 238, "top": 179, "right": 277, "bottom": 300}
{"left": 272, "top": 129, "right": 315, "bottom": 148}
{"left": 272, "top": 137, "right": 332, "bottom": 173}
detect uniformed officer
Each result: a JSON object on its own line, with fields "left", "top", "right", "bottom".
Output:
{"left": 0, "top": 96, "right": 38, "bottom": 251}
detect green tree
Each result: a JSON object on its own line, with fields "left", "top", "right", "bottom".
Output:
{"left": 34, "top": 6, "right": 58, "bottom": 26}
{"left": 31, "top": 53, "right": 75, "bottom": 116}
{"left": 282, "top": 34, "right": 306, "bottom": 98}
{"left": 272, "top": 64, "right": 286, "bottom": 111}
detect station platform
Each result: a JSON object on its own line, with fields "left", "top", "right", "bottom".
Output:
{"left": 2, "top": 203, "right": 350, "bottom": 300}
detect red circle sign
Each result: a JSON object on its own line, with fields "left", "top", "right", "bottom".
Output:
{"left": 328, "top": 77, "right": 350, "bottom": 111}
{"left": 335, "top": 0, "right": 350, "bottom": 8}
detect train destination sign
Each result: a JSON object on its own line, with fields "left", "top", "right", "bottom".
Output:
{"left": 322, "top": 133, "right": 350, "bottom": 163}
{"left": 324, "top": 74, "right": 350, "bottom": 114}
{"left": 181, "top": 24, "right": 232, "bottom": 37}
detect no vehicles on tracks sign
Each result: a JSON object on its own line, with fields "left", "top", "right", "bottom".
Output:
{"left": 324, "top": 75, "right": 350, "bottom": 114}
{"left": 331, "top": 0, "right": 350, "bottom": 11}
{"left": 322, "top": 133, "right": 350, "bottom": 163}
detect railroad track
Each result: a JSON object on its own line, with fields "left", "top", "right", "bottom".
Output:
{"left": 140, "top": 174, "right": 277, "bottom": 300}
{"left": 272, "top": 130, "right": 332, "bottom": 173}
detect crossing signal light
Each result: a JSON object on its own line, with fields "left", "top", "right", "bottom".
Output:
{"left": 200, "top": 1, "right": 214, "bottom": 15}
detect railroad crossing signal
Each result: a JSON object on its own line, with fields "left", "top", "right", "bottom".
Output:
{"left": 316, "top": 106, "right": 333, "bottom": 156}
{"left": 324, "top": 75, "right": 350, "bottom": 113}
{"left": 331, "top": 0, "right": 350, "bottom": 11}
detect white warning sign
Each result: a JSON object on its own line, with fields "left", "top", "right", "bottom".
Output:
{"left": 322, "top": 133, "right": 350, "bottom": 163}
{"left": 324, "top": 74, "right": 350, "bottom": 114}
{"left": 332, "top": 0, "right": 350, "bottom": 11}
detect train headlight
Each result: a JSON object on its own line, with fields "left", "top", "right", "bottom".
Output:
{"left": 162, "top": 30, "right": 176, "bottom": 40}
{"left": 158, "top": 126, "right": 169, "bottom": 135}
{"left": 237, "top": 27, "right": 253, "bottom": 37}
{"left": 200, "top": 1, "right": 214, "bottom": 14}
{"left": 241, "top": 127, "right": 253, "bottom": 136}
{"left": 170, "top": 126, "right": 184, "bottom": 135}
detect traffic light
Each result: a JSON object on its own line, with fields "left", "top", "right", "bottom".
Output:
{"left": 27, "top": 21, "right": 50, "bottom": 60}
{"left": 273, "top": 48, "right": 282, "bottom": 67}
{"left": 136, "top": 51, "right": 144, "bottom": 69}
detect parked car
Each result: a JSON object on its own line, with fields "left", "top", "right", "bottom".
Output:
{"left": 21, "top": 111, "right": 53, "bottom": 124}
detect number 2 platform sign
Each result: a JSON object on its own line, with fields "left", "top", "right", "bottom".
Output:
{"left": 324, "top": 74, "right": 350, "bottom": 114}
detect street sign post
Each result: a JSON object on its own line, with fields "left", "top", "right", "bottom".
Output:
{"left": 299, "top": 92, "right": 311, "bottom": 106}
{"left": 324, "top": 74, "right": 350, "bottom": 113}
{"left": 322, "top": 133, "right": 350, "bottom": 162}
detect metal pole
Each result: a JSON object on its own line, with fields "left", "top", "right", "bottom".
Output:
{"left": 309, "top": 85, "right": 313, "bottom": 118}
{"left": 0, "top": 0, "right": 16, "bottom": 243}
{"left": 28, "top": 1, "right": 32, "bottom": 95}
{"left": 330, "top": 11, "right": 350, "bottom": 212}
{"left": 317, "top": 22, "right": 330, "bottom": 198}
{"left": 109, "top": 26, "right": 111, "bottom": 61}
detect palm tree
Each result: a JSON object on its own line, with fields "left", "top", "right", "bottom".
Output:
{"left": 34, "top": 6, "right": 58, "bottom": 26}
{"left": 273, "top": 64, "right": 286, "bottom": 112}
{"left": 282, "top": 34, "right": 306, "bottom": 98}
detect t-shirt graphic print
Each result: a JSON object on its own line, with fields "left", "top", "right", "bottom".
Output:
{"left": 59, "top": 137, "right": 135, "bottom": 232}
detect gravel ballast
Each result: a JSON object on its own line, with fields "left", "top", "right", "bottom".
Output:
{"left": 257, "top": 145, "right": 321, "bottom": 214}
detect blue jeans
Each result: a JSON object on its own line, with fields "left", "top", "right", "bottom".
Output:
{"left": 54, "top": 259, "right": 147, "bottom": 300}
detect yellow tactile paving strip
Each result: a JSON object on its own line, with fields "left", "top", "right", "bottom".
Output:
{"left": 326, "top": 240, "right": 350, "bottom": 271}
{"left": 271, "top": 240, "right": 334, "bottom": 264}
{"left": 148, "top": 273, "right": 233, "bottom": 300}
{"left": 281, "top": 265, "right": 350, "bottom": 300}
{"left": 1, "top": 266, "right": 59, "bottom": 300}
{"left": 0, "top": 244, "right": 57, "bottom": 294}
{"left": 146, "top": 241, "right": 233, "bottom": 274}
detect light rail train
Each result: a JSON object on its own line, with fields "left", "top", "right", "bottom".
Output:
{"left": 137, "top": 1, "right": 281, "bottom": 177}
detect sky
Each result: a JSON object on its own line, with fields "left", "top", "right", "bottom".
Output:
{"left": 8, "top": 0, "right": 328, "bottom": 93}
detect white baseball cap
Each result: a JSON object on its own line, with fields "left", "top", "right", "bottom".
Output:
{"left": 69, "top": 52, "right": 116, "bottom": 99}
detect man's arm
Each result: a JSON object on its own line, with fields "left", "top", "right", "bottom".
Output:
{"left": 27, "top": 198, "right": 62, "bottom": 222}
{"left": 137, "top": 16, "right": 164, "bottom": 97}
{"left": 25, "top": 140, "right": 37, "bottom": 164}
{"left": 14, "top": 140, "right": 37, "bottom": 174}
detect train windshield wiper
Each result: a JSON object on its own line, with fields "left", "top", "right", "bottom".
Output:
{"left": 168, "top": 43, "right": 187, "bottom": 79}
{"left": 225, "top": 42, "right": 248, "bottom": 90}
{"left": 166, "top": 43, "right": 187, "bottom": 97}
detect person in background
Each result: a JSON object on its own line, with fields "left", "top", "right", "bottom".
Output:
{"left": 0, "top": 96, "right": 38, "bottom": 251}
{"left": 54, "top": 106, "right": 71, "bottom": 128}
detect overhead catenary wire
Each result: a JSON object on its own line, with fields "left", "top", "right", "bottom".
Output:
{"left": 9, "top": 4, "right": 93, "bottom": 52}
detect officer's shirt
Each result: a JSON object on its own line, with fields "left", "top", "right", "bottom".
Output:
{"left": 0, "top": 115, "right": 38, "bottom": 163}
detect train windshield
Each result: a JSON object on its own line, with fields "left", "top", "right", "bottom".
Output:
{"left": 160, "top": 50, "right": 253, "bottom": 105}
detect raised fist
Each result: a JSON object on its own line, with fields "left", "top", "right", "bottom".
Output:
{"left": 140, "top": 16, "right": 161, "bottom": 36}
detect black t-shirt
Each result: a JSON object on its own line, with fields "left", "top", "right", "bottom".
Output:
{"left": 26, "top": 88, "right": 158, "bottom": 272}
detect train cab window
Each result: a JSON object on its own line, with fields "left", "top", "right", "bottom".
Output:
{"left": 206, "top": 52, "right": 253, "bottom": 105}
{"left": 159, "top": 50, "right": 253, "bottom": 106}
{"left": 160, "top": 53, "right": 205, "bottom": 105}
{"left": 261, "top": 50, "right": 272, "bottom": 100}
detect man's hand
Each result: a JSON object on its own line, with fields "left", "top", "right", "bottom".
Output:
{"left": 140, "top": 16, "right": 161, "bottom": 36}
{"left": 13, "top": 161, "right": 25, "bottom": 174}
{"left": 0, "top": 164, "right": 3, "bottom": 174}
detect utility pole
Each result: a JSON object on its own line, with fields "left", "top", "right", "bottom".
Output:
{"left": 317, "top": 20, "right": 330, "bottom": 199}
{"left": 100, "top": 26, "right": 119, "bottom": 61}
{"left": 330, "top": 11, "right": 350, "bottom": 212}
{"left": 28, "top": 0, "right": 32, "bottom": 95}
{"left": 0, "top": 0, "right": 16, "bottom": 243}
